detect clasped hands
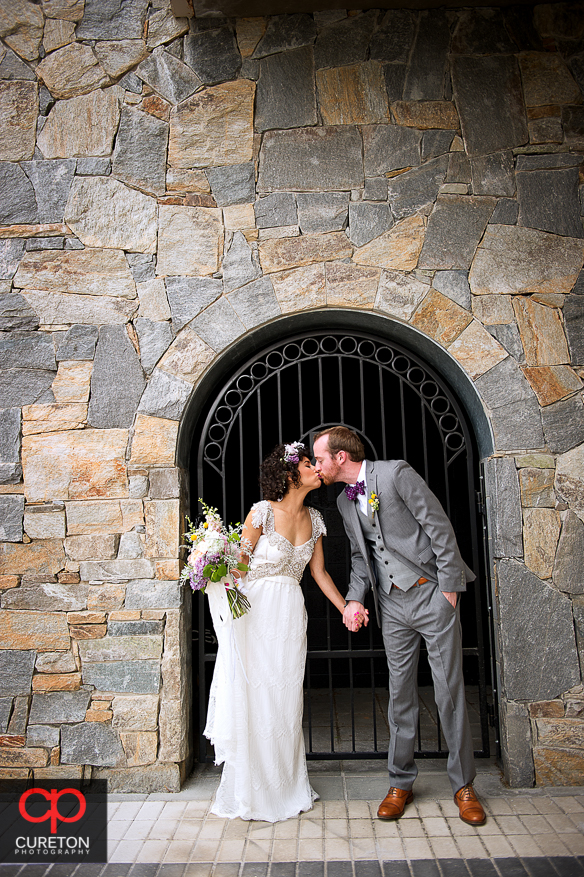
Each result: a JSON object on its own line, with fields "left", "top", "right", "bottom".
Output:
{"left": 343, "top": 600, "right": 369, "bottom": 633}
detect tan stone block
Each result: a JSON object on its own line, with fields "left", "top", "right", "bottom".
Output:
{"left": 23, "top": 509, "right": 66, "bottom": 540}
{"left": 36, "top": 43, "right": 110, "bottom": 99}
{"left": 67, "top": 611, "right": 106, "bottom": 624}
{"left": 523, "top": 507, "right": 561, "bottom": 579}
{"left": 43, "top": 18, "right": 76, "bottom": 53}
{"left": 0, "top": 223, "right": 69, "bottom": 239}
{"left": 33, "top": 766, "right": 84, "bottom": 781}
{"left": 0, "top": 748, "right": 48, "bottom": 768}
{"left": 529, "top": 700, "right": 565, "bottom": 718}
{"left": 95, "top": 40, "right": 149, "bottom": 79}
{"left": 534, "top": 746, "right": 584, "bottom": 785}
{"left": 58, "top": 570, "right": 79, "bottom": 584}
{"left": 14, "top": 248, "right": 136, "bottom": 299}
{"left": 184, "top": 193, "right": 217, "bottom": 208}
{"left": 130, "top": 415, "right": 178, "bottom": 467}
{"left": 375, "top": 271, "right": 428, "bottom": 321}
{"left": 50, "top": 746, "right": 60, "bottom": 765}
{"left": 522, "top": 365, "right": 583, "bottom": 406}
{"left": 471, "top": 294, "right": 514, "bottom": 325}
{"left": 447, "top": 320, "right": 508, "bottom": 380}
{"left": 21, "top": 291, "right": 138, "bottom": 328}
{"left": 87, "top": 584, "right": 125, "bottom": 611}
{"left": 158, "top": 327, "right": 215, "bottom": 385}
{"left": 531, "top": 292, "right": 566, "bottom": 308}
{"left": 0, "top": 736, "right": 25, "bottom": 748}
{"left": 169, "top": 79, "right": 255, "bottom": 169}
{"left": 519, "top": 467, "right": 556, "bottom": 508}
{"left": 166, "top": 168, "right": 210, "bottom": 194}
{"left": 22, "top": 430, "right": 129, "bottom": 503}
{"left": 223, "top": 203, "right": 256, "bottom": 232}
{"left": 158, "top": 698, "right": 187, "bottom": 761}
{"left": 157, "top": 205, "right": 223, "bottom": 277}
{"left": 353, "top": 215, "right": 425, "bottom": 271}
{"left": 0, "top": 81, "right": 38, "bottom": 161}
{"left": 144, "top": 499, "right": 180, "bottom": 559}
{"left": 35, "top": 650, "right": 77, "bottom": 673}
{"left": 22, "top": 403, "right": 88, "bottom": 435}
{"left": 52, "top": 361, "right": 92, "bottom": 404}
{"left": 317, "top": 62, "right": 389, "bottom": 125}
{"left": 258, "top": 225, "right": 300, "bottom": 241}
{"left": 120, "top": 730, "right": 158, "bottom": 765}
{"left": 411, "top": 288, "right": 472, "bottom": 347}
{"left": 513, "top": 298, "right": 570, "bottom": 366}
{"left": 269, "top": 263, "right": 325, "bottom": 314}
{"left": 108, "top": 611, "right": 140, "bottom": 621}
{"left": 519, "top": 52, "right": 582, "bottom": 107}
{"left": 556, "top": 444, "right": 584, "bottom": 513}
{"left": 38, "top": 87, "right": 121, "bottom": 159}
{"left": 32, "top": 672, "right": 81, "bottom": 691}
{"left": 69, "top": 624, "right": 108, "bottom": 639}
{"left": 526, "top": 105, "right": 562, "bottom": 120}
{"left": 112, "top": 694, "right": 159, "bottom": 730}
{"left": 0, "top": 1, "right": 44, "bottom": 60}
{"left": 517, "top": 454, "right": 555, "bottom": 469}
{"left": 391, "top": 101, "right": 459, "bottom": 130}
{"left": 155, "top": 560, "right": 180, "bottom": 580}
{"left": 85, "top": 708, "right": 113, "bottom": 722}
{"left": 65, "top": 534, "right": 118, "bottom": 562}
{"left": 66, "top": 500, "right": 123, "bottom": 536}
{"left": 236, "top": 17, "right": 266, "bottom": 57}
{"left": 0, "top": 768, "right": 30, "bottom": 780}
{"left": 0, "top": 610, "right": 70, "bottom": 649}
{"left": 66, "top": 177, "right": 157, "bottom": 254}
{"left": 325, "top": 261, "right": 380, "bottom": 308}
{"left": 0, "top": 576, "right": 19, "bottom": 590}
{"left": 137, "top": 279, "right": 171, "bottom": 323}
{"left": 0, "top": 540, "right": 65, "bottom": 576}
{"left": 259, "top": 232, "right": 351, "bottom": 274}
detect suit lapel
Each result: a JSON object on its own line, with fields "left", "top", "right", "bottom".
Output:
{"left": 340, "top": 488, "right": 369, "bottom": 559}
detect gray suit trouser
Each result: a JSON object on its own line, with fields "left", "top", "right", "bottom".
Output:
{"left": 378, "top": 579, "right": 476, "bottom": 794}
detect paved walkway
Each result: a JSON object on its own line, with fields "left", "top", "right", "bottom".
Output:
{"left": 2, "top": 760, "right": 584, "bottom": 876}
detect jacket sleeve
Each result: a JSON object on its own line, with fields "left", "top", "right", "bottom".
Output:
{"left": 337, "top": 498, "right": 373, "bottom": 605}
{"left": 392, "top": 461, "right": 470, "bottom": 592}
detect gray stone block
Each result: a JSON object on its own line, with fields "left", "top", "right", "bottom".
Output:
{"left": 486, "top": 323, "right": 525, "bottom": 362}
{"left": 489, "top": 198, "right": 519, "bottom": 225}
{"left": 119, "top": 71, "right": 145, "bottom": 94}
{"left": 78, "top": 634, "right": 162, "bottom": 662}
{"left": 76, "top": 157, "right": 112, "bottom": 176}
{"left": 125, "top": 579, "right": 181, "bottom": 609}
{"left": 502, "top": 5, "right": 542, "bottom": 52}
{"left": 76, "top": 0, "right": 149, "bottom": 40}
{"left": 387, "top": 155, "right": 448, "bottom": 220}
{"left": 497, "top": 558, "right": 580, "bottom": 701}
{"left": 93, "top": 762, "right": 180, "bottom": 793}
{"left": 134, "top": 318, "right": 173, "bottom": 374}
{"left": 553, "top": 511, "right": 584, "bottom": 595}
{"left": 516, "top": 154, "right": 581, "bottom": 172}
{"left": 183, "top": 26, "right": 240, "bottom": 85}
{"left": 28, "top": 691, "right": 91, "bottom": 725}
{"left": 206, "top": 163, "right": 255, "bottom": 207}
{"left": 3, "top": 583, "right": 89, "bottom": 611}
{"left": 112, "top": 106, "right": 168, "bottom": 197}
{"left": 568, "top": 53, "right": 584, "bottom": 96}
{"left": 240, "top": 58, "right": 259, "bottom": 80}
{"left": 149, "top": 468, "right": 180, "bottom": 499}
{"left": 432, "top": 270, "right": 471, "bottom": 309}
{"left": 0, "top": 698, "right": 12, "bottom": 733}
{"left": 7, "top": 695, "right": 29, "bottom": 735}
{"left": 421, "top": 130, "right": 455, "bottom": 162}
{"left": 471, "top": 151, "right": 515, "bottom": 197}
{"left": 447, "top": 153, "right": 472, "bottom": 185}
{"left": 0, "top": 332, "right": 56, "bottom": 370}
{"left": 314, "top": 10, "right": 377, "bottom": 69}
{"left": 363, "top": 125, "right": 420, "bottom": 177}
{"left": 117, "top": 531, "right": 143, "bottom": 559}
{"left": 0, "top": 369, "right": 56, "bottom": 407}
{"left": 418, "top": 195, "right": 495, "bottom": 269}
{"left": 369, "top": 10, "right": 415, "bottom": 64}
{"left": 61, "top": 722, "right": 125, "bottom": 766}
{"left": 0, "top": 494, "right": 24, "bottom": 542}
{"left": 297, "top": 193, "right": 349, "bottom": 234}
{"left": 475, "top": 347, "right": 533, "bottom": 408}
{"left": 254, "top": 193, "right": 297, "bottom": 229}
{"left": 383, "top": 63, "right": 406, "bottom": 100}
{"left": 80, "top": 559, "right": 154, "bottom": 581}
{"left": 64, "top": 238, "right": 85, "bottom": 250}
{"left": 499, "top": 700, "right": 535, "bottom": 788}
{"left": 190, "top": 296, "right": 246, "bottom": 352}
{"left": 403, "top": 10, "right": 450, "bottom": 100}
{"left": 252, "top": 13, "right": 316, "bottom": 59}
{"left": 541, "top": 394, "right": 584, "bottom": 454}
{"left": 22, "top": 160, "right": 76, "bottom": 224}
{"left": 0, "top": 162, "right": 37, "bottom": 224}
{"left": 572, "top": 270, "right": 584, "bottom": 295}
{"left": 88, "top": 325, "right": 146, "bottom": 429}
{"left": 0, "top": 463, "right": 21, "bottom": 484}
{"left": 227, "top": 277, "right": 281, "bottom": 330}
{"left": 451, "top": 8, "right": 516, "bottom": 54}
{"left": 256, "top": 46, "right": 316, "bottom": 133}
{"left": 136, "top": 48, "right": 201, "bottom": 105}
{"left": 0, "top": 239, "right": 25, "bottom": 280}
{"left": 362, "top": 178, "right": 388, "bottom": 202}
{"left": 451, "top": 55, "right": 528, "bottom": 157}
{"left": 0, "top": 650, "right": 35, "bottom": 697}
{"left": 165, "top": 276, "right": 222, "bottom": 332}
{"left": 348, "top": 202, "right": 393, "bottom": 248}
{"left": 517, "top": 166, "right": 583, "bottom": 238}
{"left": 27, "top": 724, "right": 60, "bottom": 748}
{"left": 222, "top": 232, "right": 261, "bottom": 294}
{"left": 25, "top": 237, "right": 64, "bottom": 251}
{"left": 491, "top": 397, "right": 545, "bottom": 452}
{"left": 138, "top": 368, "right": 191, "bottom": 421}
{"left": 0, "top": 407, "right": 20, "bottom": 466}
{"left": 483, "top": 456, "right": 523, "bottom": 558}
{"left": 0, "top": 47, "right": 36, "bottom": 81}
{"left": 56, "top": 325, "right": 99, "bottom": 362}
{"left": 82, "top": 660, "right": 161, "bottom": 694}
{"left": 259, "top": 127, "right": 363, "bottom": 193}
{"left": 0, "top": 293, "right": 39, "bottom": 331}
{"left": 564, "top": 294, "right": 584, "bottom": 365}
{"left": 108, "top": 620, "right": 164, "bottom": 636}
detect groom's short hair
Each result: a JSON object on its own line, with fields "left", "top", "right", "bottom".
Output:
{"left": 314, "top": 426, "right": 365, "bottom": 462}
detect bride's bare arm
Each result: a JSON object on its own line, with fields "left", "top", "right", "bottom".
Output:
{"left": 308, "top": 536, "right": 347, "bottom": 615}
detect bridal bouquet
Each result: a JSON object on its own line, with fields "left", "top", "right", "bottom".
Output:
{"left": 180, "top": 499, "right": 252, "bottom": 619}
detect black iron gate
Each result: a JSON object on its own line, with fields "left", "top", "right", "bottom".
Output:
{"left": 190, "top": 330, "right": 496, "bottom": 762}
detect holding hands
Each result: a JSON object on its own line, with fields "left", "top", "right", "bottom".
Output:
{"left": 343, "top": 600, "right": 369, "bottom": 633}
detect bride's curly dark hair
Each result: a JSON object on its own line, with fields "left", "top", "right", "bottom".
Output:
{"left": 260, "top": 443, "right": 309, "bottom": 501}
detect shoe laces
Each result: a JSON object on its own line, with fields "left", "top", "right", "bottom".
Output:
{"left": 457, "top": 784, "right": 476, "bottom": 801}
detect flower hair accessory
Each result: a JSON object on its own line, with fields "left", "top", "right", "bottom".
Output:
{"left": 282, "top": 441, "right": 305, "bottom": 463}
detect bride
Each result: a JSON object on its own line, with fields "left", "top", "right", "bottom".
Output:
{"left": 204, "top": 441, "right": 366, "bottom": 822}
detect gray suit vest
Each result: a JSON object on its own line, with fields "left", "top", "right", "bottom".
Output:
{"left": 358, "top": 507, "right": 420, "bottom": 592}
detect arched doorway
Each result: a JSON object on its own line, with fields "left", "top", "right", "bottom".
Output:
{"left": 187, "top": 318, "right": 496, "bottom": 764}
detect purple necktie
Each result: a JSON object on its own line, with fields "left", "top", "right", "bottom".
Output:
{"left": 345, "top": 481, "right": 365, "bottom": 501}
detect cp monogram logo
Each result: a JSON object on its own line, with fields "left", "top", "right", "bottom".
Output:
{"left": 19, "top": 788, "right": 86, "bottom": 834}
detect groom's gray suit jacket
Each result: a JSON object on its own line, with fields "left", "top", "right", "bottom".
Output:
{"left": 337, "top": 459, "right": 475, "bottom": 624}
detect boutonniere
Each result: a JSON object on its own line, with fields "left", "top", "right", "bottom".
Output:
{"left": 368, "top": 493, "right": 380, "bottom": 515}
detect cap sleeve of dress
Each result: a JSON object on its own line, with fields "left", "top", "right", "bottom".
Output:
{"left": 251, "top": 500, "right": 273, "bottom": 532}
{"left": 309, "top": 507, "right": 327, "bottom": 541}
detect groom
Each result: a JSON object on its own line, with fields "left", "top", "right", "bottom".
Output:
{"left": 312, "top": 426, "right": 486, "bottom": 826}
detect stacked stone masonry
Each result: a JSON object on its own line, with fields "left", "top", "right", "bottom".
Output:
{"left": 0, "top": 0, "right": 584, "bottom": 790}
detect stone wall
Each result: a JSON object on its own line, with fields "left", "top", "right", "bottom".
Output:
{"left": 1, "top": 0, "right": 584, "bottom": 789}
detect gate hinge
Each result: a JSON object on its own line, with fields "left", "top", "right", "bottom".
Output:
{"left": 475, "top": 489, "right": 487, "bottom": 517}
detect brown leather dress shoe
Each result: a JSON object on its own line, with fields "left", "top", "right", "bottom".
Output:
{"left": 377, "top": 787, "right": 414, "bottom": 820}
{"left": 454, "top": 783, "right": 486, "bottom": 825}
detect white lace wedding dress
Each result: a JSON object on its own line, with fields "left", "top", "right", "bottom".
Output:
{"left": 204, "top": 500, "right": 326, "bottom": 822}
